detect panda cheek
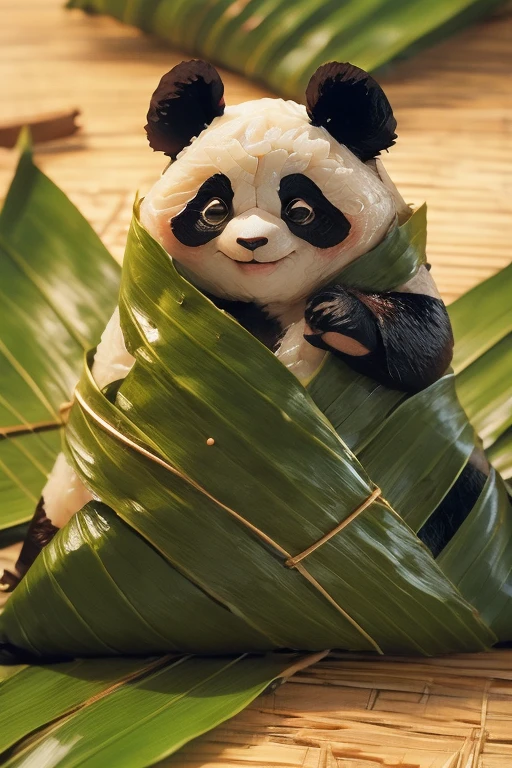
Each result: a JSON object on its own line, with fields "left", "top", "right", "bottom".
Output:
{"left": 273, "top": 225, "right": 295, "bottom": 255}
{"left": 318, "top": 244, "right": 345, "bottom": 261}
{"left": 329, "top": 217, "right": 360, "bottom": 252}
{"left": 139, "top": 206, "right": 173, "bottom": 248}
{"left": 174, "top": 239, "right": 219, "bottom": 264}
{"left": 312, "top": 222, "right": 358, "bottom": 259}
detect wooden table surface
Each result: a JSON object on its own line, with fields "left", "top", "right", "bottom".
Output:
{"left": 1, "top": 0, "right": 511, "bottom": 304}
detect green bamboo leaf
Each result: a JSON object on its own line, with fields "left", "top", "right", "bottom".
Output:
{"left": 0, "top": 430, "right": 62, "bottom": 532}
{"left": 308, "top": 360, "right": 476, "bottom": 533}
{"left": 449, "top": 262, "right": 512, "bottom": 375}
{"left": 334, "top": 203, "right": 427, "bottom": 292}
{"left": 0, "top": 664, "right": 26, "bottom": 684}
{"left": 0, "top": 502, "right": 273, "bottom": 656}
{"left": 203, "top": 0, "right": 342, "bottom": 73}
{"left": 0, "top": 144, "right": 120, "bottom": 533}
{"left": 437, "top": 469, "right": 512, "bottom": 638}
{"left": 0, "top": 144, "right": 120, "bottom": 354}
{"left": 487, "top": 427, "right": 512, "bottom": 480}
{"left": 356, "top": 375, "right": 475, "bottom": 533}
{"left": 0, "top": 657, "right": 169, "bottom": 757}
{"left": 264, "top": 0, "right": 504, "bottom": 95}
{"left": 66, "top": 0, "right": 505, "bottom": 102}
{"left": 200, "top": 0, "right": 314, "bottom": 60}
{"left": 3, "top": 654, "right": 304, "bottom": 768}
{"left": 242, "top": 0, "right": 387, "bottom": 78}
{"left": 307, "top": 355, "right": 406, "bottom": 453}
{"left": 448, "top": 266, "right": 512, "bottom": 474}
{"left": 455, "top": 334, "right": 512, "bottom": 449}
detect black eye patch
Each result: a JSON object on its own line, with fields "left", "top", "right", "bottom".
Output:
{"left": 171, "top": 173, "right": 234, "bottom": 247}
{"left": 278, "top": 173, "right": 351, "bottom": 248}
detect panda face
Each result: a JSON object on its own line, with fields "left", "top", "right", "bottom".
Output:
{"left": 140, "top": 99, "right": 397, "bottom": 309}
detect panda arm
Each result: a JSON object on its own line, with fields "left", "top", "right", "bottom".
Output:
{"left": 304, "top": 267, "right": 454, "bottom": 392}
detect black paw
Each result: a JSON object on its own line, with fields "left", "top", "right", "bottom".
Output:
{"left": 304, "top": 287, "right": 380, "bottom": 356}
{"left": 305, "top": 287, "right": 454, "bottom": 393}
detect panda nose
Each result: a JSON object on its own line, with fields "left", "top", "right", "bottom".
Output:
{"left": 236, "top": 237, "right": 268, "bottom": 251}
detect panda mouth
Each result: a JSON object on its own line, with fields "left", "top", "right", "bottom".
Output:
{"left": 233, "top": 255, "right": 288, "bottom": 274}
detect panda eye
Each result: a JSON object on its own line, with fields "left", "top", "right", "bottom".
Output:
{"left": 279, "top": 174, "right": 351, "bottom": 248}
{"left": 172, "top": 174, "right": 234, "bottom": 247}
{"left": 284, "top": 199, "right": 315, "bottom": 225}
{"left": 201, "top": 198, "right": 230, "bottom": 226}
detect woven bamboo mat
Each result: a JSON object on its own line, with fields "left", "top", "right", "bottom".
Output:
{"left": 1, "top": 0, "right": 511, "bottom": 302}
{"left": 165, "top": 651, "right": 512, "bottom": 768}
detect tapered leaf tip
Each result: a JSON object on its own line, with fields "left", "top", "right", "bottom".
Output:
{"left": 15, "top": 126, "right": 33, "bottom": 155}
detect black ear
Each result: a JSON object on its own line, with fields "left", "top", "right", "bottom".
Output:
{"left": 145, "top": 60, "right": 225, "bottom": 159}
{"left": 306, "top": 62, "right": 397, "bottom": 162}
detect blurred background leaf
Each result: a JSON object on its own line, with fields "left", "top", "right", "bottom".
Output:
{"left": 0, "top": 144, "right": 120, "bottom": 540}
{"left": 66, "top": 0, "right": 506, "bottom": 101}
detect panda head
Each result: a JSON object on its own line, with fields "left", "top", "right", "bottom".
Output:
{"left": 140, "top": 60, "right": 405, "bottom": 309}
